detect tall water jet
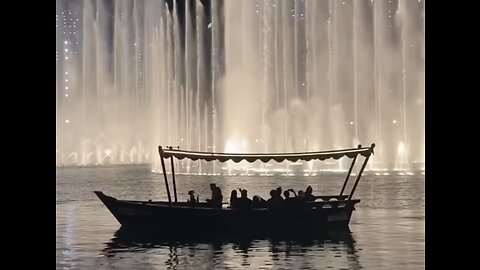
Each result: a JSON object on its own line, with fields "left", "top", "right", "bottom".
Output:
{"left": 56, "top": 0, "right": 425, "bottom": 173}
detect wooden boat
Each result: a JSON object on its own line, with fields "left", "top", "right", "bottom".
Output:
{"left": 95, "top": 143, "right": 375, "bottom": 234}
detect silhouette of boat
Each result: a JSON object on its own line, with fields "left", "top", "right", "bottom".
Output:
{"left": 95, "top": 143, "right": 375, "bottom": 234}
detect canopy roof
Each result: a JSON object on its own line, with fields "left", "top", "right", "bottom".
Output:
{"left": 159, "top": 144, "right": 375, "bottom": 163}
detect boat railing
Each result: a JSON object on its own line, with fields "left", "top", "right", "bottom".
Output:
{"left": 130, "top": 198, "right": 360, "bottom": 211}
{"left": 314, "top": 195, "right": 349, "bottom": 201}
{"left": 307, "top": 199, "right": 360, "bottom": 209}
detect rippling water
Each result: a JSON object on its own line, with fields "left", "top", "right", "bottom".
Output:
{"left": 56, "top": 165, "right": 424, "bottom": 269}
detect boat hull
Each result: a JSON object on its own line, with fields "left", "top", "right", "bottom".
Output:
{"left": 95, "top": 191, "right": 360, "bottom": 235}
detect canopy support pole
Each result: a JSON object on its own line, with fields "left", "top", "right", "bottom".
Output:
{"left": 348, "top": 144, "right": 375, "bottom": 200}
{"left": 170, "top": 148, "right": 178, "bottom": 203}
{"left": 340, "top": 149, "right": 360, "bottom": 196}
{"left": 158, "top": 146, "right": 172, "bottom": 205}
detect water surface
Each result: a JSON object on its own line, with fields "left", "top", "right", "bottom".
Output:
{"left": 56, "top": 165, "right": 424, "bottom": 269}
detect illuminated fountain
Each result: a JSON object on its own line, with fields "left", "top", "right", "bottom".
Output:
{"left": 56, "top": 0, "right": 424, "bottom": 174}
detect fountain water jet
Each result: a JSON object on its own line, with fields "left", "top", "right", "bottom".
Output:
{"left": 56, "top": 0, "right": 424, "bottom": 173}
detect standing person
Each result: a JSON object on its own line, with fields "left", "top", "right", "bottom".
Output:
{"left": 206, "top": 183, "right": 223, "bottom": 208}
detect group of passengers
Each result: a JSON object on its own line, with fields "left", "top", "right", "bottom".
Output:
{"left": 187, "top": 184, "right": 317, "bottom": 210}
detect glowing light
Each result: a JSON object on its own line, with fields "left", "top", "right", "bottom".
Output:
{"left": 65, "top": 49, "right": 68, "bottom": 52}
{"left": 64, "top": 41, "right": 68, "bottom": 44}
{"left": 65, "top": 72, "right": 68, "bottom": 75}
{"left": 350, "top": 121, "right": 354, "bottom": 125}
{"left": 65, "top": 94, "right": 69, "bottom": 97}
{"left": 392, "top": 120, "right": 397, "bottom": 124}
{"left": 65, "top": 87, "right": 68, "bottom": 90}
{"left": 65, "top": 57, "right": 68, "bottom": 60}
{"left": 65, "top": 119, "right": 70, "bottom": 124}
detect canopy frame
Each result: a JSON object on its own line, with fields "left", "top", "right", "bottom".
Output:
{"left": 158, "top": 144, "right": 375, "bottom": 204}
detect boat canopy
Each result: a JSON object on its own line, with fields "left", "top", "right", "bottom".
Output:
{"left": 159, "top": 144, "right": 375, "bottom": 163}
{"left": 157, "top": 143, "right": 375, "bottom": 204}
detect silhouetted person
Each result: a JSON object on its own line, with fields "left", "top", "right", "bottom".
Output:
{"left": 284, "top": 190, "right": 290, "bottom": 198}
{"left": 284, "top": 190, "right": 293, "bottom": 202}
{"left": 252, "top": 195, "right": 267, "bottom": 208}
{"left": 267, "top": 189, "right": 284, "bottom": 210}
{"left": 216, "top": 186, "right": 223, "bottom": 205}
{"left": 230, "top": 190, "right": 239, "bottom": 209}
{"left": 237, "top": 189, "right": 253, "bottom": 210}
{"left": 296, "top": 190, "right": 307, "bottom": 208}
{"left": 187, "top": 190, "right": 197, "bottom": 206}
{"left": 286, "top": 189, "right": 307, "bottom": 209}
{"left": 252, "top": 196, "right": 260, "bottom": 208}
{"left": 206, "top": 183, "right": 223, "bottom": 208}
{"left": 304, "top": 185, "right": 316, "bottom": 201}
{"left": 284, "top": 189, "right": 302, "bottom": 210}
{"left": 276, "top": 186, "right": 282, "bottom": 197}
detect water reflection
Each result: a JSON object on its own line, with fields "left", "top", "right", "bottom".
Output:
{"left": 103, "top": 228, "right": 362, "bottom": 269}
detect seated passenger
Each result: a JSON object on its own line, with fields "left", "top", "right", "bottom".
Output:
{"left": 285, "top": 189, "right": 305, "bottom": 209}
{"left": 187, "top": 190, "right": 197, "bottom": 206}
{"left": 237, "top": 189, "right": 253, "bottom": 210}
{"left": 230, "top": 190, "right": 239, "bottom": 209}
{"left": 295, "top": 190, "right": 307, "bottom": 208}
{"left": 252, "top": 195, "right": 267, "bottom": 208}
{"left": 284, "top": 190, "right": 295, "bottom": 208}
{"left": 276, "top": 186, "right": 283, "bottom": 197}
{"left": 304, "top": 185, "right": 316, "bottom": 201}
{"left": 267, "top": 189, "right": 284, "bottom": 210}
